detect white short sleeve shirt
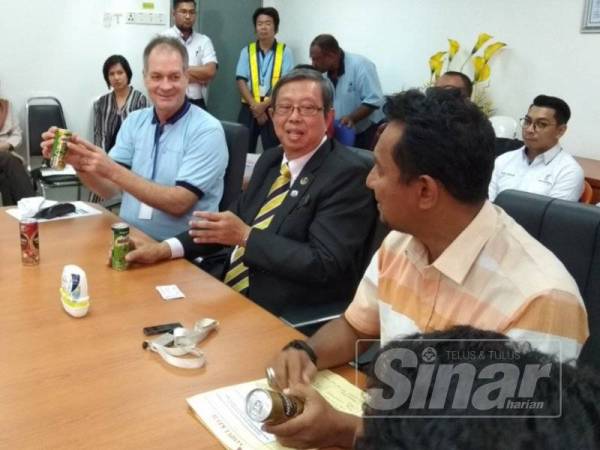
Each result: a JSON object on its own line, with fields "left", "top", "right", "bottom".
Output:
{"left": 162, "top": 26, "right": 218, "bottom": 101}
{"left": 489, "top": 144, "right": 584, "bottom": 202}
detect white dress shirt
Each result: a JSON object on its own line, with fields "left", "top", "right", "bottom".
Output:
{"left": 489, "top": 144, "right": 584, "bottom": 202}
{"left": 162, "top": 26, "right": 217, "bottom": 101}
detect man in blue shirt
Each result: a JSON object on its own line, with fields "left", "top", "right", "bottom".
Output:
{"left": 41, "top": 36, "right": 228, "bottom": 241}
{"left": 310, "top": 34, "right": 384, "bottom": 150}
{"left": 235, "top": 7, "right": 294, "bottom": 153}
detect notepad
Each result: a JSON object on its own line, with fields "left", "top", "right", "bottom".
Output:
{"left": 186, "top": 370, "right": 364, "bottom": 450}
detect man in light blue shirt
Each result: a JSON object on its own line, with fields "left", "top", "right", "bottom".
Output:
{"left": 310, "top": 34, "right": 384, "bottom": 150}
{"left": 41, "top": 36, "right": 228, "bottom": 241}
{"left": 235, "top": 7, "right": 294, "bottom": 153}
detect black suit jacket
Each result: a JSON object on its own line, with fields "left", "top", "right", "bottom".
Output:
{"left": 177, "top": 139, "right": 378, "bottom": 320}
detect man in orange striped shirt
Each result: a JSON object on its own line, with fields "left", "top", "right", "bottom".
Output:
{"left": 265, "top": 88, "right": 589, "bottom": 449}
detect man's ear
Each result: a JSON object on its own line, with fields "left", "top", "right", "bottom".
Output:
{"left": 416, "top": 175, "right": 439, "bottom": 210}
{"left": 557, "top": 124, "right": 567, "bottom": 139}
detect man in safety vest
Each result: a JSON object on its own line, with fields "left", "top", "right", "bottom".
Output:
{"left": 235, "top": 7, "right": 294, "bottom": 154}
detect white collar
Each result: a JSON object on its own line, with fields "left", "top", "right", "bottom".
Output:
{"left": 282, "top": 136, "right": 327, "bottom": 185}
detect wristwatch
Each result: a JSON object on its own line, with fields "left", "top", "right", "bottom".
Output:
{"left": 283, "top": 339, "right": 317, "bottom": 365}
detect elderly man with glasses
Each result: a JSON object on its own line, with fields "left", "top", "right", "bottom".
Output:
{"left": 125, "top": 68, "right": 377, "bottom": 319}
{"left": 489, "top": 95, "right": 584, "bottom": 201}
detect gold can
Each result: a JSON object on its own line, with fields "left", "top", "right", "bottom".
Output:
{"left": 245, "top": 388, "right": 304, "bottom": 424}
{"left": 50, "top": 128, "right": 72, "bottom": 170}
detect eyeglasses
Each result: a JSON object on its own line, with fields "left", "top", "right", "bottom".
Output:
{"left": 519, "top": 117, "right": 557, "bottom": 132}
{"left": 176, "top": 9, "right": 196, "bottom": 17}
{"left": 273, "top": 104, "right": 324, "bottom": 117}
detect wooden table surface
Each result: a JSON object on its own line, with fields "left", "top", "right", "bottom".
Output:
{"left": 0, "top": 207, "right": 356, "bottom": 449}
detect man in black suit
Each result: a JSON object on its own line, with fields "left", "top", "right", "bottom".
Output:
{"left": 126, "top": 68, "right": 377, "bottom": 319}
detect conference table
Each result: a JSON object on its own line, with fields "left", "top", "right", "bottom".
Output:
{"left": 0, "top": 206, "right": 357, "bottom": 449}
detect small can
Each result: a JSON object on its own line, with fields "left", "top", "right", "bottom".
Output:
{"left": 50, "top": 128, "right": 72, "bottom": 170}
{"left": 20, "top": 218, "right": 40, "bottom": 265}
{"left": 245, "top": 388, "right": 304, "bottom": 424}
{"left": 111, "top": 222, "right": 130, "bottom": 271}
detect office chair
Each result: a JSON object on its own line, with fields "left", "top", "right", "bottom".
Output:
{"left": 26, "top": 96, "right": 82, "bottom": 199}
{"left": 219, "top": 121, "right": 249, "bottom": 211}
{"left": 580, "top": 180, "right": 594, "bottom": 204}
{"left": 495, "top": 189, "right": 600, "bottom": 371}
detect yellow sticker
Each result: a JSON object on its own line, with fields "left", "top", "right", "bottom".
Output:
{"left": 142, "top": 2, "right": 155, "bottom": 10}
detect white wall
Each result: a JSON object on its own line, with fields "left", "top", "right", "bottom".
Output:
{"left": 265, "top": 0, "right": 600, "bottom": 159}
{"left": 0, "top": 0, "right": 169, "bottom": 150}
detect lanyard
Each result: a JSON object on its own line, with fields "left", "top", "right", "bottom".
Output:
{"left": 259, "top": 50, "right": 274, "bottom": 86}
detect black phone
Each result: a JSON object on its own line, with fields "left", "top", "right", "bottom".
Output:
{"left": 142, "top": 322, "right": 183, "bottom": 336}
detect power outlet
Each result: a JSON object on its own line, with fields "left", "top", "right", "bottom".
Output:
{"left": 125, "top": 12, "right": 136, "bottom": 24}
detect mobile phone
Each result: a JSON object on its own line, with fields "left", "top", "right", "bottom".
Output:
{"left": 143, "top": 322, "right": 183, "bottom": 336}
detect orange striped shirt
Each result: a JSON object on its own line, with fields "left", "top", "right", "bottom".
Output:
{"left": 345, "top": 201, "right": 589, "bottom": 362}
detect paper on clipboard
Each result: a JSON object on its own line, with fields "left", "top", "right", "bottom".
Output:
{"left": 186, "top": 370, "right": 364, "bottom": 450}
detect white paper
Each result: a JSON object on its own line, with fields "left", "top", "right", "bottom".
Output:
{"left": 156, "top": 284, "right": 185, "bottom": 300}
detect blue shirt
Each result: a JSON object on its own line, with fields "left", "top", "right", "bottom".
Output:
{"left": 110, "top": 102, "right": 228, "bottom": 241}
{"left": 326, "top": 51, "right": 385, "bottom": 134}
{"left": 235, "top": 40, "right": 294, "bottom": 96}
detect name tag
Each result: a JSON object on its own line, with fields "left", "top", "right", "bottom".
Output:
{"left": 138, "top": 203, "right": 153, "bottom": 220}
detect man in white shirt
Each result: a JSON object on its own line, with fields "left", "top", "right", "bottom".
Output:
{"left": 489, "top": 95, "right": 584, "bottom": 201}
{"left": 162, "top": 0, "right": 217, "bottom": 110}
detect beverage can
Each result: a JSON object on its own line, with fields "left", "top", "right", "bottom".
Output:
{"left": 111, "top": 222, "right": 130, "bottom": 271}
{"left": 245, "top": 388, "right": 304, "bottom": 424}
{"left": 20, "top": 218, "right": 39, "bottom": 265}
{"left": 50, "top": 128, "right": 72, "bottom": 170}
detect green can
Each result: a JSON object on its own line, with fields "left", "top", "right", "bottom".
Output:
{"left": 50, "top": 128, "right": 72, "bottom": 170}
{"left": 111, "top": 223, "right": 130, "bottom": 271}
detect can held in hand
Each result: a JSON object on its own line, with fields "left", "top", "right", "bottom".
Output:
{"left": 50, "top": 128, "right": 72, "bottom": 170}
{"left": 20, "top": 218, "right": 40, "bottom": 265}
{"left": 245, "top": 388, "right": 304, "bottom": 424}
{"left": 111, "top": 222, "right": 130, "bottom": 271}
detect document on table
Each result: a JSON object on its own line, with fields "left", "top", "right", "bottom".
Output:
{"left": 186, "top": 370, "right": 364, "bottom": 450}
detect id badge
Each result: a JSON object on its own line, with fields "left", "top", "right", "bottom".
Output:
{"left": 138, "top": 203, "right": 153, "bottom": 220}
{"left": 259, "top": 84, "right": 268, "bottom": 97}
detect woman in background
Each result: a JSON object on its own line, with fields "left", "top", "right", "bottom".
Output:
{"left": 93, "top": 55, "right": 147, "bottom": 152}
{"left": 91, "top": 55, "right": 147, "bottom": 202}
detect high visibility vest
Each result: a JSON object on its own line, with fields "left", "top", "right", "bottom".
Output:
{"left": 244, "top": 41, "right": 285, "bottom": 103}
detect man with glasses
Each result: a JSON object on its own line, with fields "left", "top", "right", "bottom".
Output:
{"left": 489, "top": 95, "right": 583, "bottom": 201}
{"left": 125, "top": 68, "right": 377, "bottom": 319}
{"left": 163, "top": 0, "right": 217, "bottom": 110}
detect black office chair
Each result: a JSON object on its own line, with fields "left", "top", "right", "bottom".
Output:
{"left": 219, "top": 121, "right": 249, "bottom": 211}
{"left": 26, "top": 96, "right": 82, "bottom": 199}
{"left": 495, "top": 190, "right": 600, "bottom": 371}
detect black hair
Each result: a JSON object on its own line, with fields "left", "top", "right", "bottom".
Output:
{"left": 356, "top": 326, "right": 600, "bottom": 450}
{"left": 531, "top": 95, "right": 571, "bottom": 125}
{"left": 440, "top": 71, "right": 473, "bottom": 98}
{"left": 310, "top": 34, "right": 341, "bottom": 54}
{"left": 173, "top": 0, "right": 196, "bottom": 9}
{"left": 252, "top": 7, "right": 280, "bottom": 33}
{"left": 383, "top": 88, "right": 495, "bottom": 204}
{"left": 270, "top": 68, "right": 333, "bottom": 115}
{"left": 102, "top": 55, "right": 132, "bottom": 88}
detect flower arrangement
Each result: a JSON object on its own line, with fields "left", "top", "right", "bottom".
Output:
{"left": 428, "top": 33, "right": 506, "bottom": 115}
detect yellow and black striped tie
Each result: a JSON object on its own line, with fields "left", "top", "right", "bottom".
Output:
{"left": 223, "top": 162, "right": 291, "bottom": 294}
